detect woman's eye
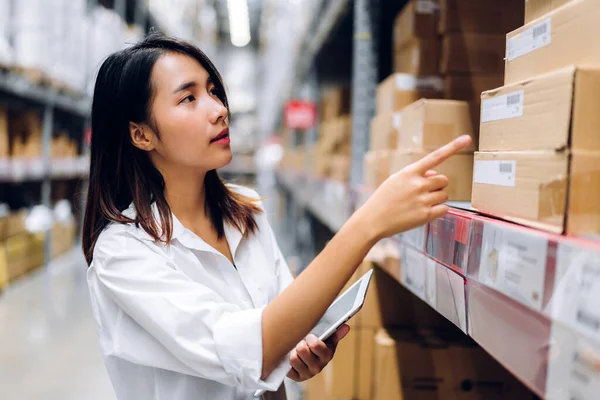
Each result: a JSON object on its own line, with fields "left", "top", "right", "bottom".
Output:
{"left": 209, "top": 87, "right": 220, "bottom": 97}
{"left": 181, "top": 95, "right": 195, "bottom": 104}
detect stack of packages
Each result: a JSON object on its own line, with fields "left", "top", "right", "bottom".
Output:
{"left": 278, "top": 128, "right": 305, "bottom": 173}
{"left": 305, "top": 262, "right": 532, "bottom": 400}
{"left": 51, "top": 132, "right": 79, "bottom": 160}
{"left": 7, "top": 110, "right": 43, "bottom": 160}
{"left": 0, "top": 210, "right": 45, "bottom": 288}
{"left": 472, "top": 0, "right": 600, "bottom": 236}
{"left": 315, "top": 87, "right": 352, "bottom": 183}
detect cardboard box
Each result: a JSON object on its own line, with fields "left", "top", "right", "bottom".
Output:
{"left": 444, "top": 74, "right": 503, "bottom": 102}
{"left": 441, "top": 34, "right": 506, "bottom": 74}
{"left": 304, "top": 372, "right": 327, "bottom": 400}
{"left": 321, "top": 87, "right": 351, "bottom": 122}
{"left": 438, "top": 0, "right": 524, "bottom": 34}
{"left": 372, "top": 329, "right": 533, "bottom": 400}
{"left": 0, "top": 242, "right": 7, "bottom": 289}
{"left": 328, "top": 155, "right": 350, "bottom": 183}
{"left": 356, "top": 327, "right": 376, "bottom": 400}
{"left": 393, "top": 0, "right": 439, "bottom": 48}
{"left": 397, "top": 99, "right": 477, "bottom": 152}
{"left": 505, "top": 0, "right": 600, "bottom": 85}
{"left": 5, "top": 210, "right": 27, "bottom": 239}
{"left": 525, "top": 0, "right": 573, "bottom": 23}
{"left": 567, "top": 150, "right": 600, "bottom": 236}
{"left": 322, "top": 327, "right": 358, "bottom": 399}
{"left": 480, "top": 66, "right": 600, "bottom": 152}
{"left": 376, "top": 73, "right": 443, "bottom": 115}
{"left": 370, "top": 112, "right": 401, "bottom": 151}
{"left": 0, "top": 106, "right": 8, "bottom": 158}
{"left": 393, "top": 38, "right": 440, "bottom": 76}
{"left": 391, "top": 151, "right": 474, "bottom": 201}
{"left": 472, "top": 150, "right": 584, "bottom": 234}
{"left": 364, "top": 151, "right": 392, "bottom": 189}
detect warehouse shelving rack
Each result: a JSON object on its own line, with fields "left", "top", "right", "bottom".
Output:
{"left": 273, "top": 1, "right": 600, "bottom": 398}
{"left": 0, "top": 0, "right": 163, "bottom": 268}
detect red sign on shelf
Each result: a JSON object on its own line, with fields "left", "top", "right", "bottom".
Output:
{"left": 284, "top": 100, "right": 317, "bottom": 130}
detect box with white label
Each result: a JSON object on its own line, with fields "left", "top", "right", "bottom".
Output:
{"left": 480, "top": 66, "right": 600, "bottom": 152}
{"left": 376, "top": 73, "right": 443, "bottom": 115}
{"left": 393, "top": 0, "right": 439, "bottom": 48}
{"left": 393, "top": 39, "right": 440, "bottom": 76}
{"left": 505, "top": 0, "right": 600, "bottom": 85}
{"left": 369, "top": 112, "right": 401, "bottom": 151}
{"left": 472, "top": 150, "right": 600, "bottom": 235}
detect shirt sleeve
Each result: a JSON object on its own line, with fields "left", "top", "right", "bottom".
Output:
{"left": 90, "top": 225, "right": 287, "bottom": 392}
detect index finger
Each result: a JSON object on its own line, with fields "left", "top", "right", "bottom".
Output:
{"left": 411, "top": 135, "right": 472, "bottom": 174}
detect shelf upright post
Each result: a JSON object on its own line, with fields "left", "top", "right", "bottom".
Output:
{"left": 41, "top": 103, "right": 54, "bottom": 267}
{"left": 350, "top": 0, "right": 379, "bottom": 189}
{"left": 134, "top": 0, "right": 148, "bottom": 32}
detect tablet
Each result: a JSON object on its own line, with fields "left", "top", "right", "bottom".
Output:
{"left": 254, "top": 269, "right": 374, "bottom": 398}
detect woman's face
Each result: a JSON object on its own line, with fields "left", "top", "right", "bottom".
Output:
{"left": 140, "top": 52, "right": 232, "bottom": 173}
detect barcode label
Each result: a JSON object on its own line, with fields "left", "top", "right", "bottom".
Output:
{"left": 396, "top": 73, "right": 443, "bottom": 91}
{"left": 499, "top": 162, "right": 513, "bottom": 173}
{"left": 474, "top": 160, "right": 517, "bottom": 187}
{"left": 507, "top": 18, "right": 551, "bottom": 61}
{"left": 415, "top": 0, "right": 438, "bottom": 14}
{"left": 482, "top": 90, "right": 524, "bottom": 122}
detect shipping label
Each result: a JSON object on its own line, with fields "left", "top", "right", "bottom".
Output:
{"left": 473, "top": 160, "right": 517, "bottom": 187}
{"left": 481, "top": 90, "right": 524, "bottom": 122}
{"left": 415, "top": 0, "right": 438, "bottom": 14}
{"left": 507, "top": 18, "right": 551, "bottom": 61}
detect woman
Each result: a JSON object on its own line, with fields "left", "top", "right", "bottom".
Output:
{"left": 83, "top": 33, "right": 470, "bottom": 400}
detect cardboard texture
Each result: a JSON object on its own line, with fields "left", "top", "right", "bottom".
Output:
{"left": 364, "top": 151, "right": 392, "bottom": 189}
{"left": 357, "top": 328, "right": 376, "bottom": 400}
{"left": 438, "top": 0, "right": 524, "bottom": 34}
{"left": 441, "top": 34, "right": 506, "bottom": 74}
{"left": 370, "top": 112, "right": 401, "bottom": 151}
{"left": 391, "top": 151, "right": 474, "bottom": 201}
{"left": 328, "top": 155, "right": 351, "bottom": 183}
{"left": 376, "top": 73, "right": 443, "bottom": 115}
{"left": 0, "top": 242, "right": 7, "bottom": 290}
{"left": 372, "top": 329, "right": 533, "bottom": 400}
{"left": 480, "top": 66, "right": 600, "bottom": 152}
{"left": 472, "top": 151, "right": 570, "bottom": 233}
{"left": 444, "top": 75, "right": 503, "bottom": 102}
{"left": 394, "top": 39, "right": 440, "bottom": 76}
{"left": 321, "top": 87, "right": 351, "bottom": 122}
{"left": 505, "top": 0, "right": 600, "bottom": 85}
{"left": 393, "top": 0, "right": 439, "bottom": 48}
{"left": 322, "top": 327, "right": 358, "bottom": 399}
{"left": 566, "top": 150, "right": 600, "bottom": 236}
{"left": 525, "top": 0, "right": 573, "bottom": 23}
{"left": 0, "top": 106, "right": 8, "bottom": 158}
{"left": 397, "top": 99, "right": 477, "bottom": 152}
{"left": 304, "top": 372, "right": 328, "bottom": 400}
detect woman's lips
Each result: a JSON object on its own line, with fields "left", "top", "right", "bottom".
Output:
{"left": 210, "top": 129, "right": 230, "bottom": 144}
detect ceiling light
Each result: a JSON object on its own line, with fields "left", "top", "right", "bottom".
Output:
{"left": 227, "top": 0, "right": 251, "bottom": 47}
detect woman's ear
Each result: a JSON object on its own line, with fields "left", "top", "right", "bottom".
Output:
{"left": 129, "top": 122, "right": 156, "bottom": 151}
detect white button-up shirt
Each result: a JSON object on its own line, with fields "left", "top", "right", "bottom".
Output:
{"left": 87, "top": 185, "right": 294, "bottom": 400}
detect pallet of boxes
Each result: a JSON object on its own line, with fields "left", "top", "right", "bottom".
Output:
{"left": 472, "top": 0, "right": 600, "bottom": 238}
{"left": 315, "top": 87, "right": 352, "bottom": 183}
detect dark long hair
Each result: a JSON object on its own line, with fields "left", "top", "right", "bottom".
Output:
{"left": 83, "top": 33, "right": 261, "bottom": 265}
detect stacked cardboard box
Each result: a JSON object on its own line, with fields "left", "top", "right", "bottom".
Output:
{"left": 0, "top": 106, "right": 8, "bottom": 158}
{"left": 8, "top": 110, "right": 43, "bottom": 159}
{"left": 51, "top": 132, "right": 79, "bottom": 159}
{"left": 438, "top": 0, "right": 522, "bottom": 124}
{"left": 315, "top": 88, "right": 353, "bottom": 183}
{"left": 472, "top": 0, "right": 600, "bottom": 236}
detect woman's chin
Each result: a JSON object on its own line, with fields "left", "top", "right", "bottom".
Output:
{"left": 213, "top": 150, "right": 233, "bottom": 170}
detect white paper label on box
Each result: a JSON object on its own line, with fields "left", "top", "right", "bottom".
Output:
{"left": 548, "top": 243, "right": 600, "bottom": 340}
{"left": 546, "top": 323, "right": 600, "bottom": 400}
{"left": 473, "top": 160, "right": 517, "bottom": 187}
{"left": 481, "top": 90, "right": 524, "bottom": 123}
{"left": 401, "top": 246, "right": 427, "bottom": 300}
{"left": 478, "top": 223, "right": 548, "bottom": 311}
{"left": 415, "top": 0, "right": 438, "bottom": 14}
{"left": 507, "top": 18, "right": 551, "bottom": 61}
{"left": 395, "top": 74, "right": 443, "bottom": 92}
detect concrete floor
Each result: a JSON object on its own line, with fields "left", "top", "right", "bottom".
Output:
{"left": 0, "top": 250, "right": 115, "bottom": 400}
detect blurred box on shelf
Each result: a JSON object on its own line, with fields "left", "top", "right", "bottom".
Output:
{"left": 525, "top": 0, "right": 573, "bottom": 24}
{"left": 441, "top": 34, "right": 505, "bottom": 74}
{"left": 396, "top": 99, "right": 477, "bottom": 152}
{"left": 426, "top": 210, "right": 477, "bottom": 273}
{"left": 393, "top": 0, "right": 439, "bottom": 48}
{"left": 376, "top": 73, "right": 443, "bottom": 115}
{"left": 438, "top": 0, "right": 524, "bottom": 34}
{"left": 0, "top": 242, "right": 6, "bottom": 290}
{"left": 320, "top": 326, "right": 358, "bottom": 399}
{"left": 393, "top": 39, "right": 440, "bottom": 76}
{"left": 480, "top": 66, "right": 600, "bottom": 152}
{"left": 5, "top": 232, "right": 44, "bottom": 283}
{"left": 320, "top": 86, "right": 351, "bottom": 122}
{"left": 472, "top": 150, "right": 600, "bottom": 235}
{"left": 0, "top": 106, "right": 8, "bottom": 158}
{"left": 328, "top": 155, "right": 350, "bottom": 183}
{"left": 51, "top": 220, "right": 77, "bottom": 259}
{"left": 372, "top": 328, "right": 532, "bottom": 400}
{"left": 444, "top": 75, "right": 503, "bottom": 103}
{"left": 4, "top": 210, "right": 27, "bottom": 240}
{"left": 370, "top": 112, "right": 401, "bottom": 151}
{"left": 304, "top": 372, "right": 327, "bottom": 400}
{"left": 364, "top": 151, "right": 392, "bottom": 189}
{"left": 505, "top": 0, "right": 600, "bottom": 85}
{"left": 392, "top": 151, "right": 473, "bottom": 201}
{"left": 8, "top": 110, "right": 42, "bottom": 158}
{"left": 318, "top": 116, "right": 352, "bottom": 155}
